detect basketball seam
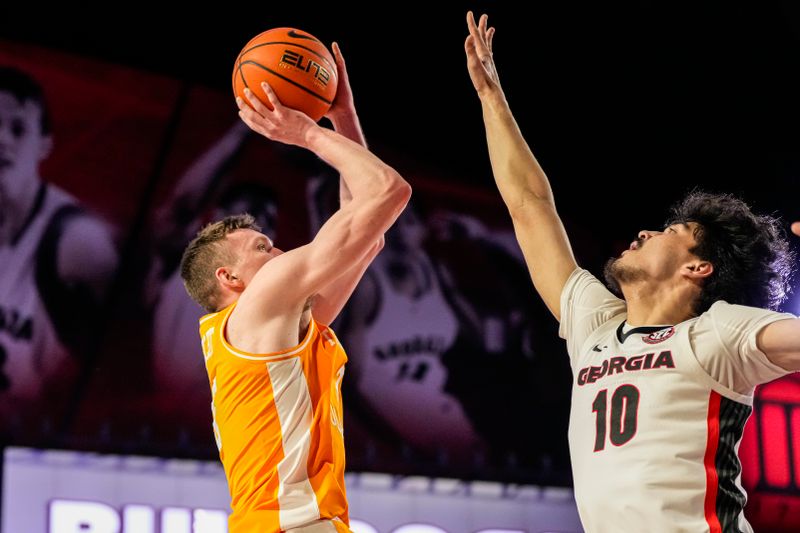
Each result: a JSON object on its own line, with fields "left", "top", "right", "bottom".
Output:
{"left": 237, "top": 61, "right": 248, "bottom": 93}
{"left": 240, "top": 60, "right": 333, "bottom": 105}
{"left": 233, "top": 50, "right": 245, "bottom": 95}
{"left": 240, "top": 41, "right": 337, "bottom": 79}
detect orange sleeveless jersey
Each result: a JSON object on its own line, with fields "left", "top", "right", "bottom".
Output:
{"left": 199, "top": 303, "right": 350, "bottom": 532}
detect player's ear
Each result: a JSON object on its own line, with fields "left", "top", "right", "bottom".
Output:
{"left": 683, "top": 260, "right": 713, "bottom": 281}
{"left": 38, "top": 135, "right": 53, "bottom": 161}
{"left": 215, "top": 266, "right": 243, "bottom": 290}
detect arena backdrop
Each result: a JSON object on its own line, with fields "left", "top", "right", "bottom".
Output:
{"left": 1, "top": 3, "right": 800, "bottom": 529}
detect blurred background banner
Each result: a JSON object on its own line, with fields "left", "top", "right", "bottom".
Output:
{"left": 1, "top": 2, "right": 799, "bottom": 531}
{"left": 2, "top": 447, "right": 582, "bottom": 533}
{"left": 0, "top": 40, "right": 574, "bottom": 484}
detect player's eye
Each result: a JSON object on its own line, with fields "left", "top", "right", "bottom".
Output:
{"left": 11, "top": 119, "right": 26, "bottom": 139}
{"left": 257, "top": 243, "right": 267, "bottom": 251}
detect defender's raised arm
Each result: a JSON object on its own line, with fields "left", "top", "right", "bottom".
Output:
{"left": 466, "top": 11, "right": 577, "bottom": 320}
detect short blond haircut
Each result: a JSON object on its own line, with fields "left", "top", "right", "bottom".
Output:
{"left": 180, "top": 214, "right": 261, "bottom": 312}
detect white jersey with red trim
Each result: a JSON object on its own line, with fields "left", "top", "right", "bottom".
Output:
{"left": 559, "top": 268, "right": 795, "bottom": 533}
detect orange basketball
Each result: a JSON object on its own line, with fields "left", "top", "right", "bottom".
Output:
{"left": 232, "top": 28, "right": 338, "bottom": 122}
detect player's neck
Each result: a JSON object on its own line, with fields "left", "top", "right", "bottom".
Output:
{"left": 0, "top": 177, "right": 44, "bottom": 245}
{"left": 621, "top": 280, "right": 697, "bottom": 327}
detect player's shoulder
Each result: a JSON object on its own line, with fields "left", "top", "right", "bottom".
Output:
{"left": 43, "top": 182, "right": 82, "bottom": 210}
{"left": 687, "top": 299, "right": 794, "bottom": 346}
{"left": 686, "top": 300, "right": 739, "bottom": 331}
{"left": 697, "top": 300, "right": 775, "bottom": 323}
{"left": 43, "top": 183, "right": 113, "bottom": 237}
{"left": 199, "top": 304, "right": 229, "bottom": 331}
{"left": 562, "top": 267, "right": 626, "bottom": 312}
{"left": 564, "top": 267, "right": 617, "bottom": 298}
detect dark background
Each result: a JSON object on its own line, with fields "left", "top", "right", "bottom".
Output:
{"left": 3, "top": 1, "right": 798, "bottom": 277}
{"left": 1, "top": 4, "right": 797, "bottom": 187}
{"left": 1, "top": 1, "right": 800, "bottom": 529}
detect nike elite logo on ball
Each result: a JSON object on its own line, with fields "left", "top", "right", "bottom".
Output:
{"left": 232, "top": 27, "right": 338, "bottom": 122}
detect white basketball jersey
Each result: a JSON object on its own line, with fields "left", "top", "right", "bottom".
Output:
{"left": 559, "top": 268, "right": 795, "bottom": 533}
{"left": 0, "top": 184, "right": 78, "bottom": 403}
{"left": 357, "top": 256, "right": 479, "bottom": 451}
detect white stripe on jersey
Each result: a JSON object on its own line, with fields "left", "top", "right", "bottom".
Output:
{"left": 267, "top": 357, "right": 320, "bottom": 530}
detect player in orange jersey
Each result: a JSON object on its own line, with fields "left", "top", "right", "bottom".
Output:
{"left": 179, "top": 45, "right": 411, "bottom": 533}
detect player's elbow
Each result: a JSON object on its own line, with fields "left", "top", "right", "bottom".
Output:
{"left": 394, "top": 180, "right": 413, "bottom": 207}
{"left": 507, "top": 193, "right": 556, "bottom": 224}
{"left": 378, "top": 168, "right": 412, "bottom": 208}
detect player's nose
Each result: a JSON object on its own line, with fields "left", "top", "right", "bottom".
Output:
{"left": 638, "top": 229, "right": 657, "bottom": 240}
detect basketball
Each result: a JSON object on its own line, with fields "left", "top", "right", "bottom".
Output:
{"left": 233, "top": 28, "right": 338, "bottom": 122}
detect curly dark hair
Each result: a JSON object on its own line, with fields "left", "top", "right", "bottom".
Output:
{"left": 180, "top": 214, "right": 261, "bottom": 312}
{"left": 665, "top": 191, "right": 795, "bottom": 313}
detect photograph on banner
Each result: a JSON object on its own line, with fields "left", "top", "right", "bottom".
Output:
{"left": 0, "top": 43, "right": 179, "bottom": 445}
{"left": 68, "top": 80, "right": 329, "bottom": 452}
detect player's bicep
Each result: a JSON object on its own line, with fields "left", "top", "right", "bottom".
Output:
{"left": 240, "top": 211, "right": 382, "bottom": 315}
{"left": 241, "top": 183, "right": 408, "bottom": 317}
{"left": 510, "top": 198, "right": 578, "bottom": 320}
{"left": 310, "top": 189, "right": 406, "bottom": 266}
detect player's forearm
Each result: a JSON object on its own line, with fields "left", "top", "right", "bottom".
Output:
{"left": 329, "top": 107, "right": 367, "bottom": 149}
{"left": 305, "top": 126, "right": 407, "bottom": 200}
{"left": 481, "top": 93, "right": 556, "bottom": 214}
{"left": 328, "top": 110, "right": 364, "bottom": 206}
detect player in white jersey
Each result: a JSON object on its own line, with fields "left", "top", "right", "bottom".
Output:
{"left": 0, "top": 67, "right": 117, "bottom": 434}
{"left": 464, "top": 12, "right": 800, "bottom": 533}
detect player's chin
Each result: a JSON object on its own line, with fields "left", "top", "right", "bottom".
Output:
{"left": 618, "top": 250, "right": 635, "bottom": 262}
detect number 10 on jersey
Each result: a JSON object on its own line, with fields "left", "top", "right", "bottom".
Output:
{"left": 592, "top": 384, "right": 640, "bottom": 451}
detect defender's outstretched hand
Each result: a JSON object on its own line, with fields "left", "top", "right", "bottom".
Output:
{"left": 236, "top": 82, "right": 317, "bottom": 148}
{"left": 465, "top": 11, "right": 501, "bottom": 98}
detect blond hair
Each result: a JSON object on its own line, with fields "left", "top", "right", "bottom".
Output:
{"left": 180, "top": 214, "right": 261, "bottom": 312}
